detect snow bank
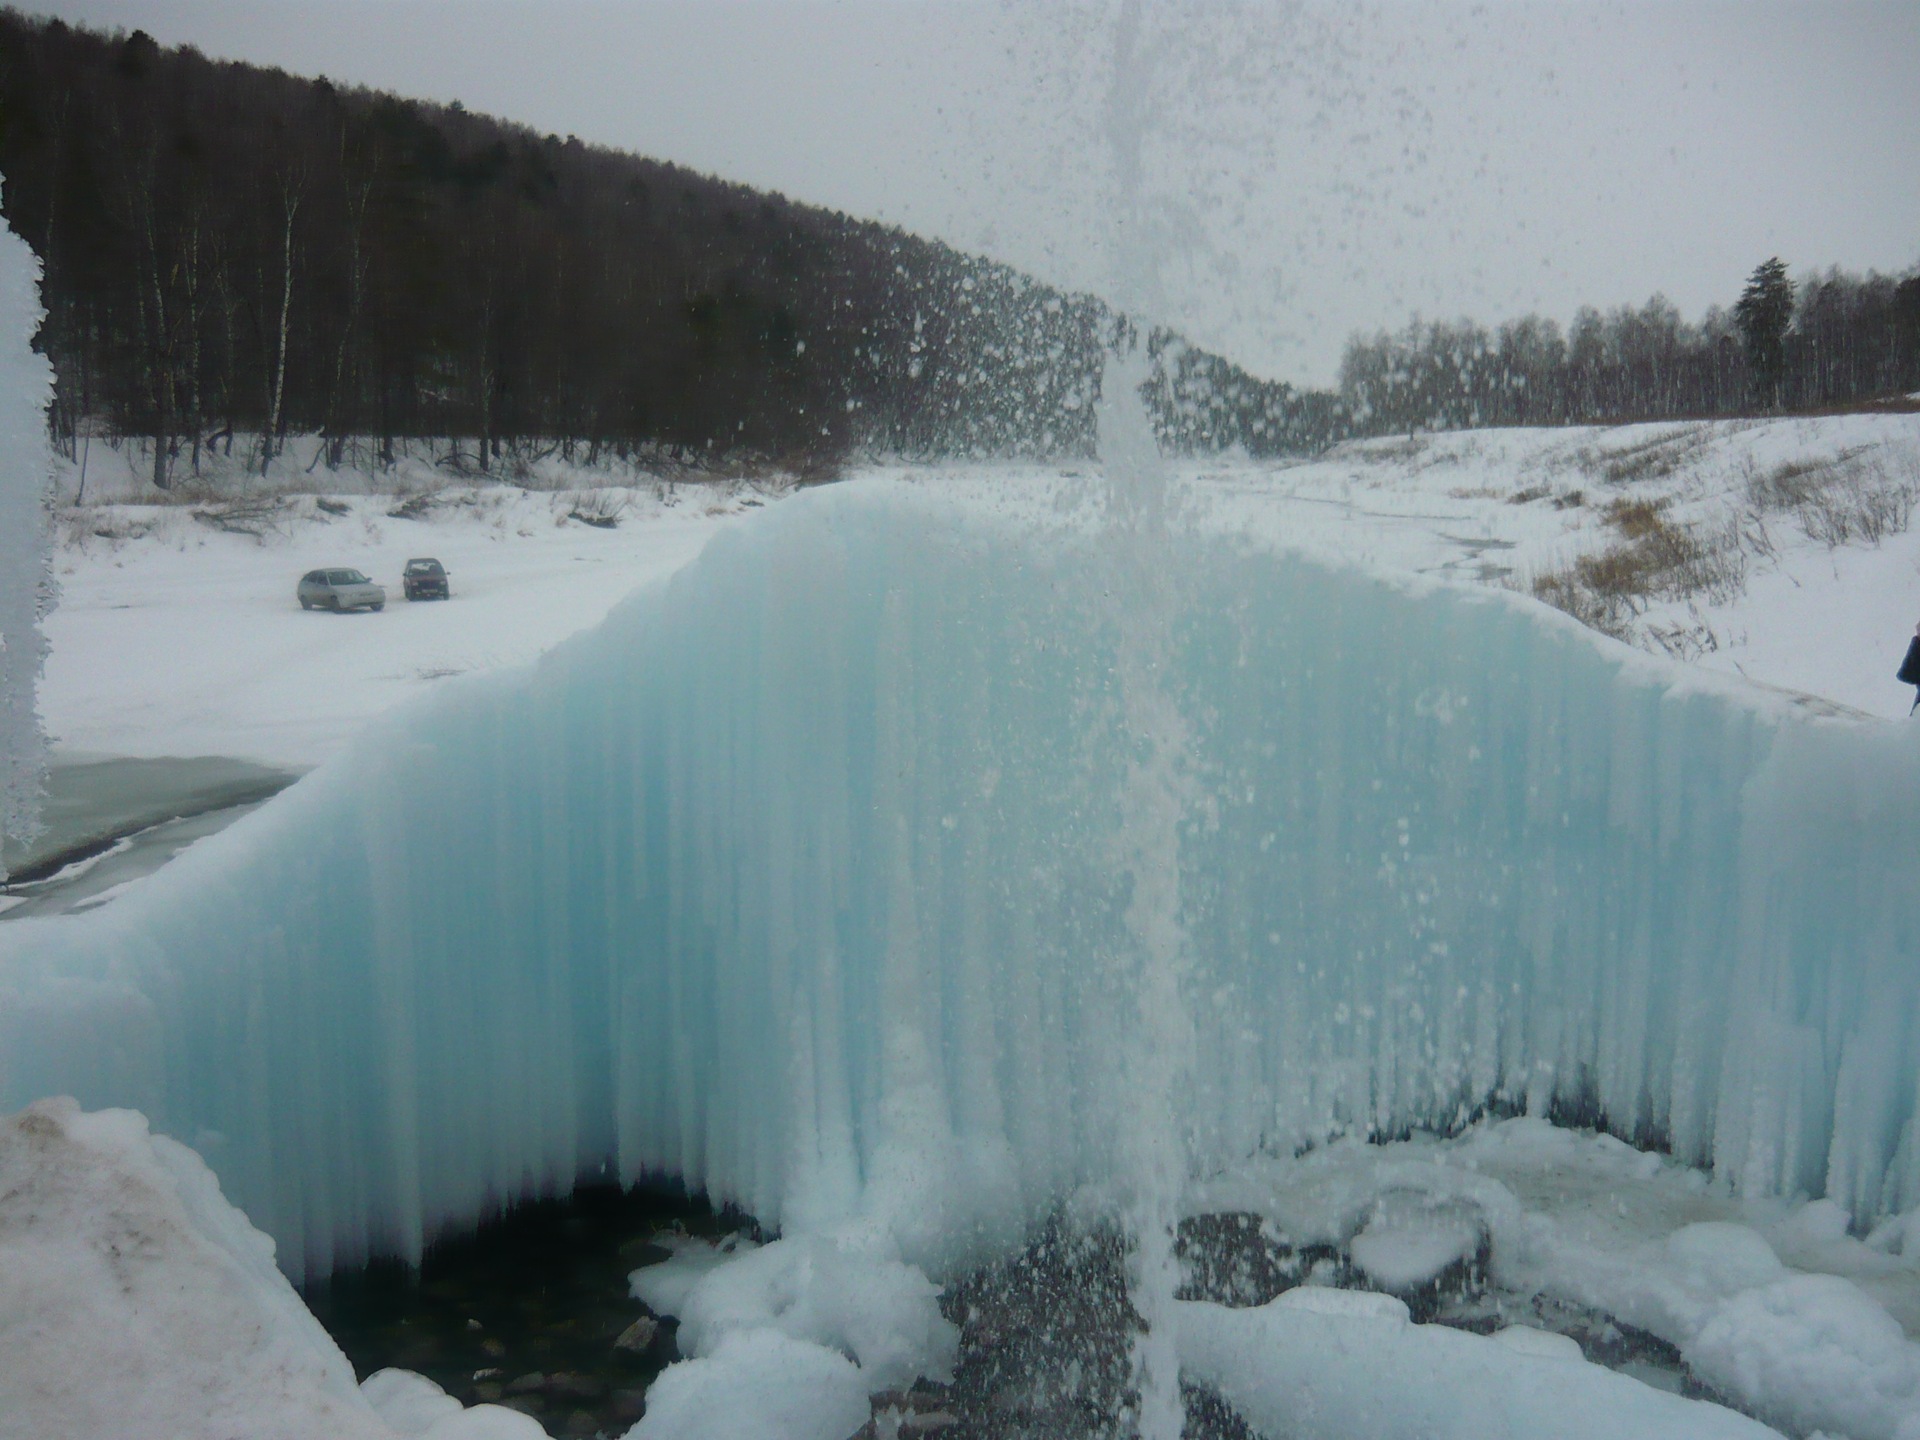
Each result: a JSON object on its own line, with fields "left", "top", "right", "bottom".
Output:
{"left": 1181, "top": 1117, "right": 1920, "bottom": 1438}
{"left": 631, "top": 1232, "right": 955, "bottom": 1394}
{"left": 0, "top": 1097, "right": 544, "bottom": 1440}
{"left": 627, "top": 1329, "right": 869, "bottom": 1440}
{"left": 0, "top": 185, "right": 54, "bottom": 864}
{"left": 2, "top": 481, "right": 1919, "bottom": 1295}
{"left": 1178, "top": 1286, "right": 1781, "bottom": 1439}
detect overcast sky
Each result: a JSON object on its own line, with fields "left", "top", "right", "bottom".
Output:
{"left": 28, "top": 0, "right": 1920, "bottom": 385}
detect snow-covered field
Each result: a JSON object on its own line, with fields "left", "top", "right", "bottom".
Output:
{"left": 42, "top": 477, "right": 771, "bottom": 768}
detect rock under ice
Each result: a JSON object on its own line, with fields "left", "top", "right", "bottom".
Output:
{"left": 2, "top": 482, "right": 1918, "bottom": 1288}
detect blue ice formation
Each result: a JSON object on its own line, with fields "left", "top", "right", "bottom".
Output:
{"left": 2, "top": 482, "right": 1918, "bottom": 1282}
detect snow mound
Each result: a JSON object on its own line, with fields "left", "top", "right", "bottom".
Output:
{"left": 627, "top": 1328, "right": 869, "bottom": 1440}
{"left": 0, "top": 1096, "right": 387, "bottom": 1440}
{"left": 1689, "top": 1275, "right": 1920, "bottom": 1440}
{"left": 360, "top": 1369, "right": 547, "bottom": 1440}
{"left": 1348, "top": 1190, "right": 1485, "bottom": 1293}
{"left": 631, "top": 1231, "right": 956, "bottom": 1395}
{"left": 0, "top": 1097, "right": 542, "bottom": 1440}
{"left": 1491, "top": 1326, "right": 1587, "bottom": 1362}
{"left": 1179, "top": 1290, "right": 1781, "bottom": 1439}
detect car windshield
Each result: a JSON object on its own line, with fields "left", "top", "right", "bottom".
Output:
{"left": 406, "top": 560, "right": 442, "bottom": 574}
{"left": 327, "top": 570, "right": 369, "bottom": 585}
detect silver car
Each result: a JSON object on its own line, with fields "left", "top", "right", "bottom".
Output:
{"left": 297, "top": 568, "right": 386, "bottom": 612}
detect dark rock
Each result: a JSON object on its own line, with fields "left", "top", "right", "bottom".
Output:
{"left": 614, "top": 1316, "right": 659, "bottom": 1353}
{"left": 609, "top": 1388, "right": 649, "bottom": 1422}
{"left": 547, "top": 1372, "right": 605, "bottom": 1400}
{"left": 1174, "top": 1212, "right": 1312, "bottom": 1307}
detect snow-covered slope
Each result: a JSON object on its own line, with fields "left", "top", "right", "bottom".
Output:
{"left": 1184, "top": 414, "right": 1920, "bottom": 717}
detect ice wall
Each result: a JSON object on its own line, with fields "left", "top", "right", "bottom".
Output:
{"left": 3, "top": 482, "right": 1919, "bottom": 1282}
{"left": 0, "top": 184, "right": 54, "bottom": 864}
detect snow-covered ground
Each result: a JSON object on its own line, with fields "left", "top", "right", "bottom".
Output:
{"left": 42, "top": 479, "right": 770, "bottom": 768}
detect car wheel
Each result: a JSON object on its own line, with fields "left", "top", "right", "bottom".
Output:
{"left": 300, "top": 597, "right": 312, "bottom": 610}
{"left": 328, "top": 596, "right": 342, "bottom": 612}
{"left": 371, "top": 602, "right": 384, "bottom": 612}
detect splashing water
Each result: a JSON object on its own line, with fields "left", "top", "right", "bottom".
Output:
{"left": 1097, "top": 5, "right": 1197, "bottom": 1435}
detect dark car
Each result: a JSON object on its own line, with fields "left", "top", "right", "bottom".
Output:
{"left": 402, "top": 557, "right": 450, "bottom": 601}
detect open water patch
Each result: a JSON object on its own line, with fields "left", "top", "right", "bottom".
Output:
{"left": 302, "top": 1182, "right": 749, "bottom": 1439}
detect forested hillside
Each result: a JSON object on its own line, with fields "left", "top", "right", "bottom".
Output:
{"left": 0, "top": 12, "right": 1334, "bottom": 485}
{"left": 2, "top": 13, "right": 1911, "bottom": 488}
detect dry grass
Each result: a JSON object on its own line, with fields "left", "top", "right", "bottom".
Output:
{"left": 1603, "top": 497, "right": 1669, "bottom": 540}
{"left": 1530, "top": 500, "right": 1744, "bottom": 641}
{"left": 1574, "top": 426, "right": 1714, "bottom": 487}
{"left": 1743, "top": 448, "right": 1917, "bottom": 549}
{"left": 188, "top": 496, "right": 298, "bottom": 540}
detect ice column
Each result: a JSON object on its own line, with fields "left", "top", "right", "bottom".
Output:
{"left": 0, "top": 185, "right": 53, "bottom": 867}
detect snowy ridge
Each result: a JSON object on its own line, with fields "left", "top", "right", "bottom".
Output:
{"left": 2, "top": 480, "right": 1919, "bottom": 1287}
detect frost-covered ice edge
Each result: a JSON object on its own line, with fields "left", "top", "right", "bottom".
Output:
{"left": 0, "top": 186, "right": 53, "bottom": 866}
{"left": 4, "top": 481, "right": 1920, "bottom": 1434}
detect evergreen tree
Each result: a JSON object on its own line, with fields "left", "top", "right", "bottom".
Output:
{"left": 1734, "top": 257, "right": 1794, "bottom": 408}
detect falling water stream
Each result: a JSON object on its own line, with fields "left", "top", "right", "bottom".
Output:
{"left": 1096, "top": 5, "right": 1199, "bottom": 1434}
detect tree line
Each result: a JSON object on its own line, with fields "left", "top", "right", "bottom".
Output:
{"left": 2, "top": 13, "right": 1910, "bottom": 485}
{"left": 0, "top": 12, "right": 1338, "bottom": 488}
{"left": 1338, "top": 258, "right": 1920, "bottom": 437}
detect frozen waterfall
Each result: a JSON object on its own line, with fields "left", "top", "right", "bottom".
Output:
{"left": 0, "top": 186, "right": 53, "bottom": 863}
{"left": 3, "top": 481, "right": 1918, "bottom": 1283}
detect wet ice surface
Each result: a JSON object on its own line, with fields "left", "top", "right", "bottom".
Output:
{"left": 0, "top": 753, "right": 294, "bottom": 910}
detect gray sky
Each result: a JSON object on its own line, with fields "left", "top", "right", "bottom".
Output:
{"left": 29, "top": 0, "right": 1920, "bottom": 385}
